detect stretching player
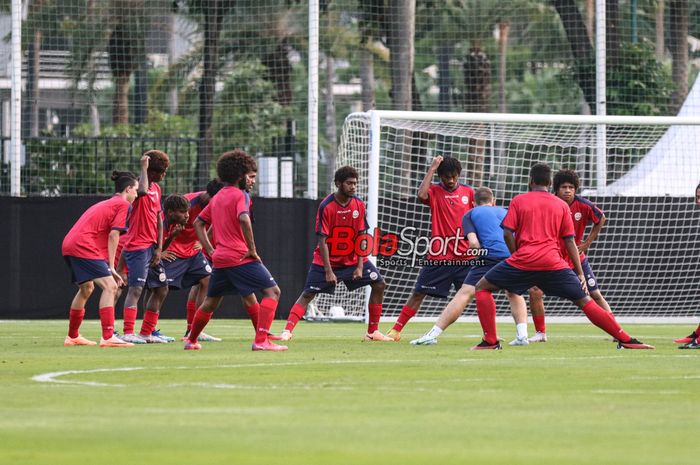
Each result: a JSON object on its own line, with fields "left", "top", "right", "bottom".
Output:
{"left": 279, "top": 166, "right": 392, "bottom": 342}
{"left": 528, "top": 169, "right": 610, "bottom": 343}
{"left": 120, "top": 150, "right": 171, "bottom": 344}
{"left": 472, "top": 163, "right": 654, "bottom": 350}
{"left": 410, "top": 187, "right": 528, "bottom": 346}
{"left": 186, "top": 149, "right": 286, "bottom": 351}
{"left": 387, "top": 155, "right": 475, "bottom": 341}
{"left": 62, "top": 171, "right": 139, "bottom": 347}
{"left": 676, "top": 182, "right": 700, "bottom": 349}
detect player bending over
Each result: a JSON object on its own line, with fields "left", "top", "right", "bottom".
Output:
{"left": 62, "top": 171, "right": 139, "bottom": 347}
{"left": 472, "top": 163, "right": 654, "bottom": 350}
{"left": 278, "top": 166, "right": 392, "bottom": 342}
{"left": 186, "top": 149, "right": 286, "bottom": 351}
{"left": 387, "top": 155, "right": 475, "bottom": 341}
{"left": 528, "top": 169, "right": 610, "bottom": 343}
{"left": 410, "top": 187, "right": 528, "bottom": 346}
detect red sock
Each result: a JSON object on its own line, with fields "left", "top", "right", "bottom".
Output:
{"left": 68, "top": 308, "right": 85, "bottom": 338}
{"left": 139, "top": 309, "right": 159, "bottom": 336}
{"left": 475, "top": 290, "right": 498, "bottom": 344}
{"left": 255, "top": 298, "right": 278, "bottom": 344}
{"left": 694, "top": 323, "right": 700, "bottom": 335}
{"left": 581, "top": 300, "right": 631, "bottom": 342}
{"left": 188, "top": 309, "right": 213, "bottom": 343}
{"left": 284, "top": 303, "right": 306, "bottom": 332}
{"left": 392, "top": 305, "right": 417, "bottom": 332}
{"left": 98, "top": 306, "right": 115, "bottom": 340}
{"left": 368, "top": 303, "right": 382, "bottom": 334}
{"left": 186, "top": 300, "right": 197, "bottom": 331}
{"left": 123, "top": 306, "right": 137, "bottom": 334}
{"left": 245, "top": 303, "right": 260, "bottom": 330}
{"left": 533, "top": 314, "right": 546, "bottom": 333}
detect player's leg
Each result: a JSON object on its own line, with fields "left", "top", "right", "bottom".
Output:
{"left": 279, "top": 263, "right": 334, "bottom": 340}
{"left": 182, "top": 284, "right": 199, "bottom": 339}
{"left": 121, "top": 248, "right": 151, "bottom": 342}
{"left": 185, "top": 295, "right": 223, "bottom": 350}
{"left": 528, "top": 287, "right": 547, "bottom": 342}
{"left": 279, "top": 292, "right": 316, "bottom": 341}
{"left": 411, "top": 284, "right": 476, "bottom": 345}
{"left": 65, "top": 280, "right": 97, "bottom": 346}
{"left": 388, "top": 291, "right": 427, "bottom": 340}
{"left": 471, "top": 276, "right": 503, "bottom": 349}
{"left": 364, "top": 279, "right": 394, "bottom": 341}
{"left": 675, "top": 322, "right": 700, "bottom": 344}
{"left": 250, "top": 285, "right": 287, "bottom": 350}
{"left": 507, "top": 291, "right": 529, "bottom": 346}
{"left": 137, "top": 263, "right": 170, "bottom": 343}
{"left": 93, "top": 275, "right": 133, "bottom": 347}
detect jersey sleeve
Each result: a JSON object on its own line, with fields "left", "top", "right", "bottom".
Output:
{"left": 588, "top": 202, "right": 603, "bottom": 224}
{"left": 419, "top": 184, "right": 435, "bottom": 206}
{"left": 198, "top": 203, "right": 212, "bottom": 225}
{"left": 501, "top": 199, "right": 519, "bottom": 231}
{"left": 315, "top": 202, "right": 332, "bottom": 236}
{"left": 560, "top": 205, "right": 576, "bottom": 238}
{"left": 110, "top": 202, "right": 130, "bottom": 231}
{"left": 237, "top": 192, "right": 250, "bottom": 218}
{"left": 462, "top": 211, "right": 476, "bottom": 237}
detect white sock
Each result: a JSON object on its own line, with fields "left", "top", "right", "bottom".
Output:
{"left": 516, "top": 323, "right": 528, "bottom": 339}
{"left": 426, "top": 326, "right": 443, "bottom": 338}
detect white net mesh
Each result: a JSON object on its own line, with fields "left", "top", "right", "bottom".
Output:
{"left": 321, "top": 111, "right": 700, "bottom": 320}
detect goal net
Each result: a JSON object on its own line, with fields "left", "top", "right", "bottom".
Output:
{"left": 313, "top": 110, "right": 700, "bottom": 321}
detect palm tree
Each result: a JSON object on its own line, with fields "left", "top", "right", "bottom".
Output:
{"left": 668, "top": 0, "right": 688, "bottom": 112}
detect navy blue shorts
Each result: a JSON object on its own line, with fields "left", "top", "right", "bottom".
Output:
{"left": 414, "top": 264, "right": 471, "bottom": 298}
{"left": 482, "top": 261, "right": 587, "bottom": 301}
{"left": 64, "top": 256, "right": 111, "bottom": 284}
{"left": 463, "top": 259, "right": 504, "bottom": 286}
{"left": 303, "top": 261, "right": 383, "bottom": 295}
{"left": 123, "top": 246, "right": 156, "bottom": 287}
{"left": 581, "top": 258, "right": 599, "bottom": 292}
{"left": 207, "top": 261, "right": 277, "bottom": 297}
{"left": 147, "top": 252, "right": 212, "bottom": 290}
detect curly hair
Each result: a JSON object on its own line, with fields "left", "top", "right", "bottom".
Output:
{"left": 436, "top": 156, "right": 462, "bottom": 177}
{"left": 334, "top": 166, "right": 358, "bottom": 184}
{"left": 217, "top": 149, "right": 257, "bottom": 184}
{"left": 110, "top": 170, "right": 138, "bottom": 193}
{"left": 530, "top": 163, "right": 552, "bottom": 186}
{"left": 145, "top": 149, "right": 170, "bottom": 173}
{"left": 163, "top": 194, "right": 190, "bottom": 212}
{"left": 206, "top": 178, "right": 225, "bottom": 197}
{"left": 553, "top": 169, "right": 580, "bottom": 192}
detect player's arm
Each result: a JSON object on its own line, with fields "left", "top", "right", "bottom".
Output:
{"left": 317, "top": 235, "right": 338, "bottom": 285}
{"left": 107, "top": 230, "right": 124, "bottom": 287}
{"left": 462, "top": 213, "right": 481, "bottom": 249}
{"left": 564, "top": 236, "right": 587, "bottom": 293}
{"left": 194, "top": 218, "right": 214, "bottom": 257}
{"left": 150, "top": 214, "right": 163, "bottom": 267}
{"left": 136, "top": 154, "right": 149, "bottom": 196}
{"left": 503, "top": 227, "right": 517, "bottom": 254}
{"left": 162, "top": 224, "right": 184, "bottom": 251}
{"left": 239, "top": 213, "right": 260, "bottom": 261}
{"left": 578, "top": 213, "right": 606, "bottom": 255}
{"left": 417, "top": 155, "right": 443, "bottom": 202}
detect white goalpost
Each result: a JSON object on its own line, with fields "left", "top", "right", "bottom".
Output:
{"left": 310, "top": 110, "right": 700, "bottom": 323}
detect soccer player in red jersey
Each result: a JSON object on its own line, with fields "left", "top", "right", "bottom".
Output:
{"left": 186, "top": 149, "right": 287, "bottom": 351}
{"left": 472, "top": 163, "right": 654, "bottom": 350}
{"left": 387, "top": 155, "right": 475, "bottom": 341}
{"left": 120, "top": 150, "right": 171, "bottom": 344}
{"left": 527, "top": 169, "right": 611, "bottom": 343}
{"left": 278, "top": 166, "right": 392, "bottom": 342}
{"left": 62, "top": 171, "right": 139, "bottom": 347}
{"left": 676, "top": 182, "right": 700, "bottom": 349}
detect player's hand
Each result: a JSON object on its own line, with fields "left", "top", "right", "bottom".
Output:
{"left": 325, "top": 269, "right": 338, "bottom": 285}
{"left": 244, "top": 249, "right": 261, "bottom": 261}
{"left": 193, "top": 241, "right": 202, "bottom": 251}
{"left": 161, "top": 250, "right": 177, "bottom": 262}
{"left": 578, "top": 274, "right": 589, "bottom": 295}
{"left": 577, "top": 243, "right": 590, "bottom": 255}
{"left": 150, "top": 249, "right": 162, "bottom": 267}
{"left": 140, "top": 154, "right": 149, "bottom": 170}
{"left": 430, "top": 155, "right": 444, "bottom": 171}
{"left": 352, "top": 267, "right": 363, "bottom": 280}
{"left": 117, "top": 271, "right": 128, "bottom": 287}
{"left": 170, "top": 224, "right": 185, "bottom": 237}
{"left": 111, "top": 270, "right": 124, "bottom": 287}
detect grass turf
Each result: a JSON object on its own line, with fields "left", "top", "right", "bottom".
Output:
{"left": 1, "top": 319, "right": 698, "bottom": 465}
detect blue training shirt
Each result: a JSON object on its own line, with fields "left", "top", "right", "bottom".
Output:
{"left": 462, "top": 205, "right": 510, "bottom": 260}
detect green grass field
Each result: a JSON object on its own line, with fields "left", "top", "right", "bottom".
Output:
{"left": 1, "top": 319, "right": 698, "bottom": 465}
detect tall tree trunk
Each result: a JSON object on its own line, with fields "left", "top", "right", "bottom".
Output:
{"left": 133, "top": 58, "right": 148, "bottom": 125}
{"left": 552, "top": 0, "right": 595, "bottom": 111}
{"left": 498, "top": 21, "right": 509, "bottom": 114}
{"left": 606, "top": 0, "right": 621, "bottom": 68}
{"left": 198, "top": 0, "right": 223, "bottom": 189}
{"left": 668, "top": 0, "right": 688, "bottom": 113}
{"left": 656, "top": 0, "right": 665, "bottom": 60}
{"left": 26, "top": 29, "right": 42, "bottom": 137}
{"left": 113, "top": 75, "right": 130, "bottom": 125}
{"left": 360, "top": 48, "right": 375, "bottom": 111}
{"left": 586, "top": 0, "right": 594, "bottom": 41}
{"left": 437, "top": 43, "right": 452, "bottom": 112}
{"left": 325, "top": 52, "right": 336, "bottom": 188}
{"left": 463, "top": 46, "right": 491, "bottom": 187}
{"left": 168, "top": 12, "right": 179, "bottom": 115}
{"left": 387, "top": 0, "right": 415, "bottom": 111}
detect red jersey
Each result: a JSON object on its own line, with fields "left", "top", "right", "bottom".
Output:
{"left": 197, "top": 186, "right": 254, "bottom": 268}
{"left": 165, "top": 191, "right": 205, "bottom": 259}
{"left": 312, "top": 194, "right": 368, "bottom": 268}
{"left": 560, "top": 194, "right": 604, "bottom": 268}
{"left": 62, "top": 195, "right": 130, "bottom": 261}
{"left": 502, "top": 190, "right": 575, "bottom": 271}
{"left": 420, "top": 183, "right": 474, "bottom": 260}
{"left": 123, "top": 182, "right": 162, "bottom": 252}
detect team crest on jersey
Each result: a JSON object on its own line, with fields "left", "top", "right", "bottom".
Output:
{"left": 587, "top": 278, "right": 596, "bottom": 287}
{"left": 461, "top": 196, "right": 469, "bottom": 204}
{"left": 574, "top": 212, "right": 583, "bottom": 221}
{"left": 369, "top": 271, "right": 378, "bottom": 281}
{"left": 352, "top": 210, "right": 359, "bottom": 219}
{"left": 205, "top": 264, "right": 212, "bottom": 273}
{"left": 159, "top": 272, "right": 166, "bottom": 282}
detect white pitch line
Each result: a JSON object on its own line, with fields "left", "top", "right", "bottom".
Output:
{"left": 32, "top": 367, "right": 145, "bottom": 386}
